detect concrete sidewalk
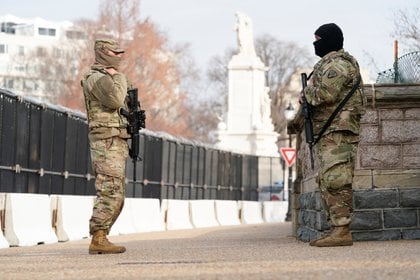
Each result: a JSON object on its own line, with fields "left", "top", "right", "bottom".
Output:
{"left": 0, "top": 222, "right": 419, "bottom": 279}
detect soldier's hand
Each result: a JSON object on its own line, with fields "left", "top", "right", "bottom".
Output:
{"left": 299, "top": 90, "right": 305, "bottom": 104}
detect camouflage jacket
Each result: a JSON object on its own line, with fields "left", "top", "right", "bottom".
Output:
{"left": 81, "top": 65, "right": 129, "bottom": 140}
{"left": 304, "top": 49, "right": 366, "bottom": 136}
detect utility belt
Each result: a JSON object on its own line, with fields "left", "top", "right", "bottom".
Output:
{"left": 88, "top": 126, "right": 130, "bottom": 142}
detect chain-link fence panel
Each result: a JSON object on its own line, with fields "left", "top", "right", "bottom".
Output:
{"left": 376, "top": 51, "right": 420, "bottom": 83}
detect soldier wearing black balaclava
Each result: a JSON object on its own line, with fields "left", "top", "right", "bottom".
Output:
{"left": 313, "top": 23, "right": 344, "bottom": 57}
{"left": 303, "top": 23, "right": 366, "bottom": 247}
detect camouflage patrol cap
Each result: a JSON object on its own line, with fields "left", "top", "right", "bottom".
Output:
{"left": 94, "top": 38, "right": 125, "bottom": 53}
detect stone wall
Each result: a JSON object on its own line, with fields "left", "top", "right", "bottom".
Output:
{"left": 289, "top": 84, "right": 420, "bottom": 241}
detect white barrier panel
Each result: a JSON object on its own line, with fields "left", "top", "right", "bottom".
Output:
{"left": 0, "top": 228, "right": 8, "bottom": 248}
{"left": 109, "top": 198, "right": 137, "bottom": 236}
{"left": 215, "top": 200, "right": 241, "bottom": 226}
{"left": 110, "top": 198, "right": 165, "bottom": 235}
{"left": 53, "top": 195, "right": 94, "bottom": 242}
{"left": 130, "top": 198, "right": 165, "bottom": 232}
{"left": 240, "top": 201, "right": 264, "bottom": 224}
{"left": 166, "top": 199, "right": 194, "bottom": 230}
{"left": 262, "top": 201, "right": 288, "bottom": 223}
{"left": 4, "top": 193, "right": 58, "bottom": 246}
{"left": 0, "top": 193, "right": 9, "bottom": 248}
{"left": 190, "top": 200, "right": 219, "bottom": 228}
{"left": 160, "top": 199, "right": 168, "bottom": 225}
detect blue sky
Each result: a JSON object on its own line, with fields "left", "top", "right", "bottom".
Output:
{"left": 1, "top": 0, "right": 419, "bottom": 81}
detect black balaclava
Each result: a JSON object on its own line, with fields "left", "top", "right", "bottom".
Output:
{"left": 313, "top": 23, "right": 344, "bottom": 58}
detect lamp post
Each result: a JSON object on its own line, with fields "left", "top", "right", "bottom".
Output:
{"left": 284, "top": 102, "right": 296, "bottom": 221}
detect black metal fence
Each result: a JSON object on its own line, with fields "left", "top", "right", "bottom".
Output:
{"left": 0, "top": 88, "right": 281, "bottom": 201}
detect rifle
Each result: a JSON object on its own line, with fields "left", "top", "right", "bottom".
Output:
{"left": 120, "top": 87, "right": 146, "bottom": 187}
{"left": 300, "top": 73, "right": 314, "bottom": 169}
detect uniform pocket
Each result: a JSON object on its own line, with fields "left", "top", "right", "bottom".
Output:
{"left": 90, "top": 137, "right": 128, "bottom": 178}
{"left": 323, "top": 162, "right": 354, "bottom": 190}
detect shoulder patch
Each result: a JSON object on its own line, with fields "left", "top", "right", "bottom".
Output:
{"left": 327, "top": 69, "right": 338, "bottom": 78}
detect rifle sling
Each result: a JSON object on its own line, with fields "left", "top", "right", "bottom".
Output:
{"left": 313, "top": 75, "right": 361, "bottom": 146}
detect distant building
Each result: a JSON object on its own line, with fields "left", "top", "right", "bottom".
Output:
{"left": 0, "top": 14, "right": 84, "bottom": 101}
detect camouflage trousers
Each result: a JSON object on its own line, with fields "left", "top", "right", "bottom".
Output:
{"left": 317, "top": 131, "right": 359, "bottom": 227}
{"left": 89, "top": 136, "right": 128, "bottom": 235}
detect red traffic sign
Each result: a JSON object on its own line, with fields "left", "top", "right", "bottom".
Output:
{"left": 280, "top": 148, "right": 296, "bottom": 166}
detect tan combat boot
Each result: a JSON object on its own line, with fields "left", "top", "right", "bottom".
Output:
{"left": 89, "top": 230, "right": 126, "bottom": 254}
{"left": 309, "top": 226, "right": 353, "bottom": 247}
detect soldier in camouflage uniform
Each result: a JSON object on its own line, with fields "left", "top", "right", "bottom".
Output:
{"left": 303, "top": 23, "right": 366, "bottom": 247}
{"left": 81, "top": 39, "right": 130, "bottom": 254}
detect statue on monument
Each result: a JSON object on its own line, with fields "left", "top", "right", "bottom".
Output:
{"left": 234, "top": 12, "right": 257, "bottom": 56}
{"left": 260, "top": 88, "right": 272, "bottom": 129}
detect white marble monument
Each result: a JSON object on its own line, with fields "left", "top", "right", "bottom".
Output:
{"left": 216, "top": 12, "right": 279, "bottom": 157}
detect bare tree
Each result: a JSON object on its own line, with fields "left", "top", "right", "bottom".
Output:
{"left": 393, "top": 7, "right": 420, "bottom": 51}
{"left": 172, "top": 42, "right": 221, "bottom": 143}
{"left": 256, "top": 34, "right": 312, "bottom": 98}
{"left": 122, "top": 18, "right": 193, "bottom": 137}
{"left": 255, "top": 34, "right": 313, "bottom": 135}
{"left": 206, "top": 48, "right": 236, "bottom": 116}
{"left": 20, "top": 0, "right": 199, "bottom": 139}
{"left": 177, "top": 48, "right": 236, "bottom": 144}
{"left": 361, "top": 6, "right": 419, "bottom": 79}
{"left": 98, "top": 0, "right": 140, "bottom": 40}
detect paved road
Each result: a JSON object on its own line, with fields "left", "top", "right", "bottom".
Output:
{"left": 0, "top": 223, "right": 419, "bottom": 279}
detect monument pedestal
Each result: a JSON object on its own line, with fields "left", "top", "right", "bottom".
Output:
{"left": 216, "top": 56, "right": 279, "bottom": 157}
{"left": 217, "top": 129, "right": 279, "bottom": 157}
